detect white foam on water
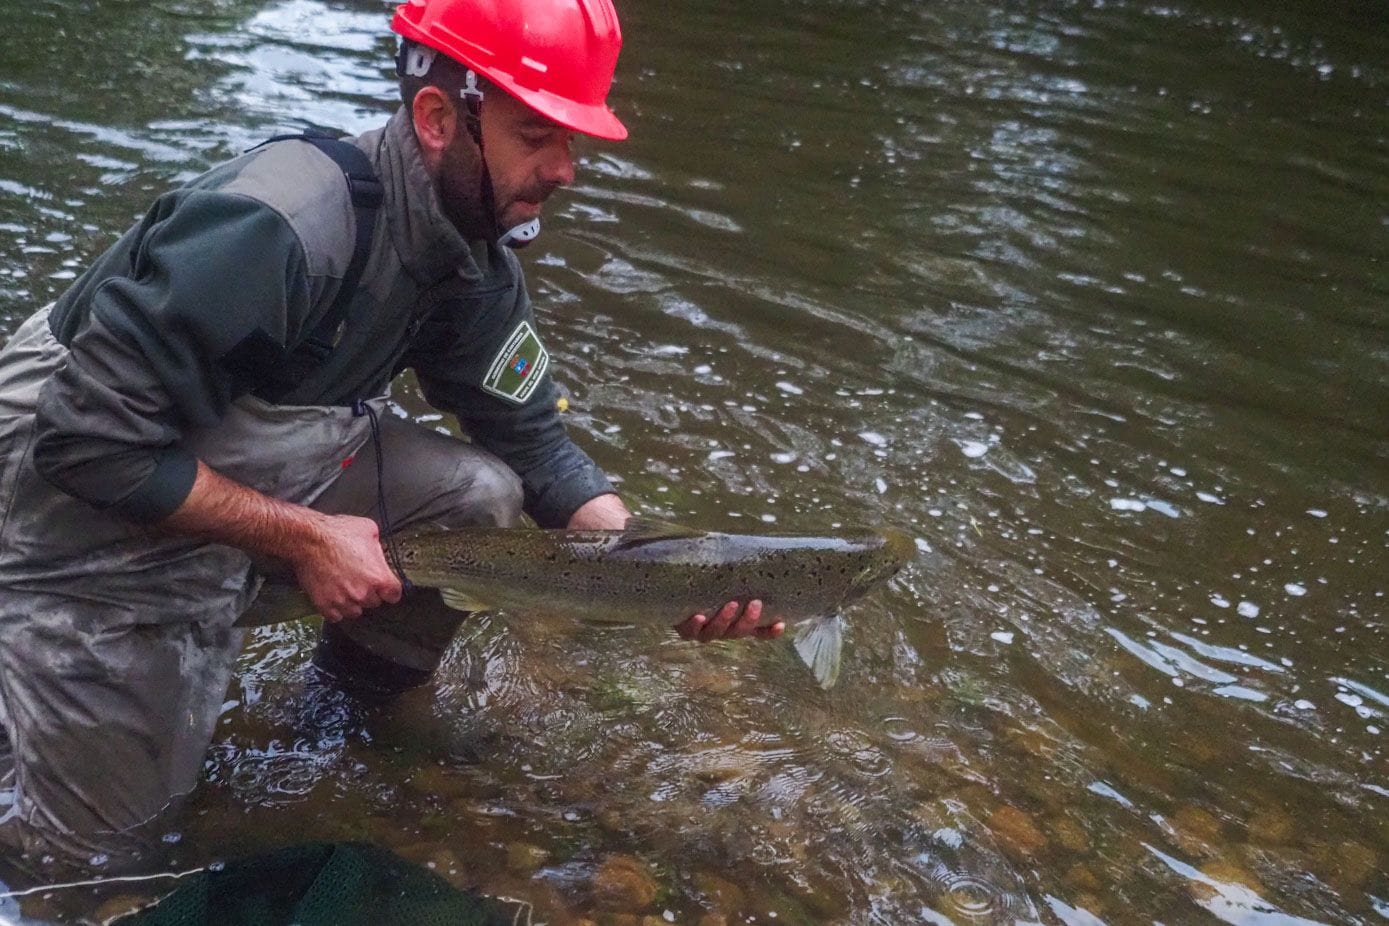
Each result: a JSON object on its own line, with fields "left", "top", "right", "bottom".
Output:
{"left": 1087, "top": 781, "right": 1134, "bottom": 808}
{"left": 1212, "top": 685, "right": 1266, "bottom": 702}
{"left": 1144, "top": 498, "right": 1181, "bottom": 518}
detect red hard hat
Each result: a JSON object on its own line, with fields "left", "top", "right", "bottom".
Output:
{"left": 391, "top": 0, "right": 628, "bottom": 141}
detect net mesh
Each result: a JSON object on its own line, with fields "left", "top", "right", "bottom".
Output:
{"left": 112, "top": 842, "right": 517, "bottom": 926}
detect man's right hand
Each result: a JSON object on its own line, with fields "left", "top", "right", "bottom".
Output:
{"left": 161, "top": 460, "right": 402, "bottom": 622}
{"left": 294, "top": 514, "right": 403, "bottom": 622}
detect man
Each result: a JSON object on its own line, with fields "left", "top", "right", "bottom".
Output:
{"left": 0, "top": 0, "right": 782, "bottom": 870}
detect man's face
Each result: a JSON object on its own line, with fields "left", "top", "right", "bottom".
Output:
{"left": 437, "top": 88, "right": 578, "bottom": 239}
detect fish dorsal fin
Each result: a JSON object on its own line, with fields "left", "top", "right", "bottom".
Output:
{"left": 615, "top": 516, "right": 705, "bottom": 550}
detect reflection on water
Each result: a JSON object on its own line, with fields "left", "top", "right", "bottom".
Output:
{"left": 2, "top": 0, "right": 1386, "bottom": 921}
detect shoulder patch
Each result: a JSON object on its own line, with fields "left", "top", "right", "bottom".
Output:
{"left": 481, "top": 321, "right": 550, "bottom": 404}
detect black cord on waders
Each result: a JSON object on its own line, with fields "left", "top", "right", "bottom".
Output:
{"left": 352, "top": 399, "right": 414, "bottom": 593}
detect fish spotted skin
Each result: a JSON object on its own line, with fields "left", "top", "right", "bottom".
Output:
{"left": 399, "top": 521, "right": 911, "bottom": 624}
{"left": 240, "top": 518, "right": 913, "bottom": 687}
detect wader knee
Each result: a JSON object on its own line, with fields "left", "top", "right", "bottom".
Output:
{"left": 450, "top": 453, "right": 523, "bottom": 529}
{"left": 312, "top": 619, "right": 436, "bottom": 699}
{"left": 310, "top": 588, "right": 471, "bottom": 699}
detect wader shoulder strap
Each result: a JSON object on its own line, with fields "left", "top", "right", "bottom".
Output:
{"left": 239, "top": 131, "right": 383, "bottom": 402}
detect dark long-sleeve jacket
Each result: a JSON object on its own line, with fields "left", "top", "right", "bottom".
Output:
{"left": 33, "top": 108, "right": 612, "bottom": 528}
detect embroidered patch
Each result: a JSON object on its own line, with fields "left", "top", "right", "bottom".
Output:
{"left": 481, "top": 321, "right": 549, "bottom": 404}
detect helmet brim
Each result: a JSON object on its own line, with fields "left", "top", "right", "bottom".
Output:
{"left": 491, "top": 76, "right": 629, "bottom": 141}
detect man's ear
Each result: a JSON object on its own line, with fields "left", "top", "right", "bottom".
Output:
{"left": 411, "top": 85, "right": 458, "bottom": 167}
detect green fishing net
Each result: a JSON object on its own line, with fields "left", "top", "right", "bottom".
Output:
{"left": 112, "top": 842, "right": 517, "bottom": 926}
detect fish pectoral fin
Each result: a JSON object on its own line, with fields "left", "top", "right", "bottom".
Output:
{"left": 439, "top": 587, "right": 491, "bottom": 613}
{"left": 235, "top": 582, "right": 317, "bottom": 628}
{"left": 792, "top": 614, "right": 846, "bottom": 689}
{"left": 614, "top": 516, "right": 706, "bottom": 550}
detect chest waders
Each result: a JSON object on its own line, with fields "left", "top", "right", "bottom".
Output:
{"left": 227, "top": 134, "right": 411, "bottom": 585}
{"left": 223, "top": 134, "right": 382, "bottom": 404}
{"left": 0, "top": 133, "right": 524, "bottom": 870}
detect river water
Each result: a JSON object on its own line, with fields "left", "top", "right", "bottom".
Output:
{"left": 1, "top": 0, "right": 1386, "bottom": 923}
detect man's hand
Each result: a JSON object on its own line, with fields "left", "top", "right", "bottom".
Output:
{"left": 294, "top": 514, "right": 403, "bottom": 622}
{"left": 675, "top": 599, "right": 786, "bottom": 643}
{"left": 566, "top": 497, "right": 786, "bottom": 643}
{"left": 566, "top": 493, "right": 632, "bottom": 530}
{"left": 162, "top": 460, "right": 400, "bottom": 621}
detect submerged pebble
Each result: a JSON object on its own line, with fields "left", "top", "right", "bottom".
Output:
{"left": 508, "top": 841, "right": 550, "bottom": 874}
{"left": 592, "top": 854, "right": 661, "bottom": 912}
{"left": 1170, "top": 806, "right": 1224, "bottom": 857}
{"left": 1063, "top": 863, "right": 1101, "bottom": 893}
{"left": 693, "top": 871, "right": 746, "bottom": 911}
{"left": 1049, "top": 816, "right": 1092, "bottom": 853}
{"left": 1311, "top": 840, "right": 1379, "bottom": 889}
{"left": 1193, "top": 859, "right": 1264, "bottom": 900}
{"left": 988, "top": 804, "right": 1048, "bottom": 858}
{"left": 1246, "top": 808, "right": 1294, "bottom": 845}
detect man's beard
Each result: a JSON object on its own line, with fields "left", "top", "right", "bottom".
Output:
{"left": 437, "top": 136, "right": 495, "bottom": 240}
{"left": 436, "top": 135, "right": 561, "bottom": 242}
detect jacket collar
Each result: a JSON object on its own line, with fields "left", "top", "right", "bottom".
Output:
{"left": 357, "top": 107, "right": 486, "bottom": 287}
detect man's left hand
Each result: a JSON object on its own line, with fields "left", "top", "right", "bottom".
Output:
{"left": 675, "top": 599, "right": 785, "bottom": 643}
{"left": 565, "top": 499, "right": 786, "bottom": 644}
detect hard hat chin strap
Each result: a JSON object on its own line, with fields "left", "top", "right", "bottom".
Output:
{"left": 459, "top": 70, "right": 539, "bottom": 249}
{"left": 497, "top": 218, "right": 539, "bottom": 248}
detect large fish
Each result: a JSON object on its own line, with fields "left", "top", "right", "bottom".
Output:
{"left": 238, "top": 518, "right": 914, "bottom": 688}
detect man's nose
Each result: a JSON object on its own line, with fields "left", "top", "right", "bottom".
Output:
{"left": 540, "top": 139, "right": 576, "bottom": 187}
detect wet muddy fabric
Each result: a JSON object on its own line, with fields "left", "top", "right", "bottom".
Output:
{"left": 112, "top": 842, "right": 517, "bottom": 926}
{"left": 0, "top": 307, "right": 522, "bottom": 868}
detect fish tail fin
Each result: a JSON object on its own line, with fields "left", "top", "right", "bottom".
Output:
{"left": 792, "top": 613, "right": 846, "bottom": 689}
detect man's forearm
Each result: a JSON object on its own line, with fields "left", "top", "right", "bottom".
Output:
{"left": 160, "top": 459, "right": 402, "bottom": 621}
{"left": 160, "top": 459, "right": 325, "bottom": 560}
